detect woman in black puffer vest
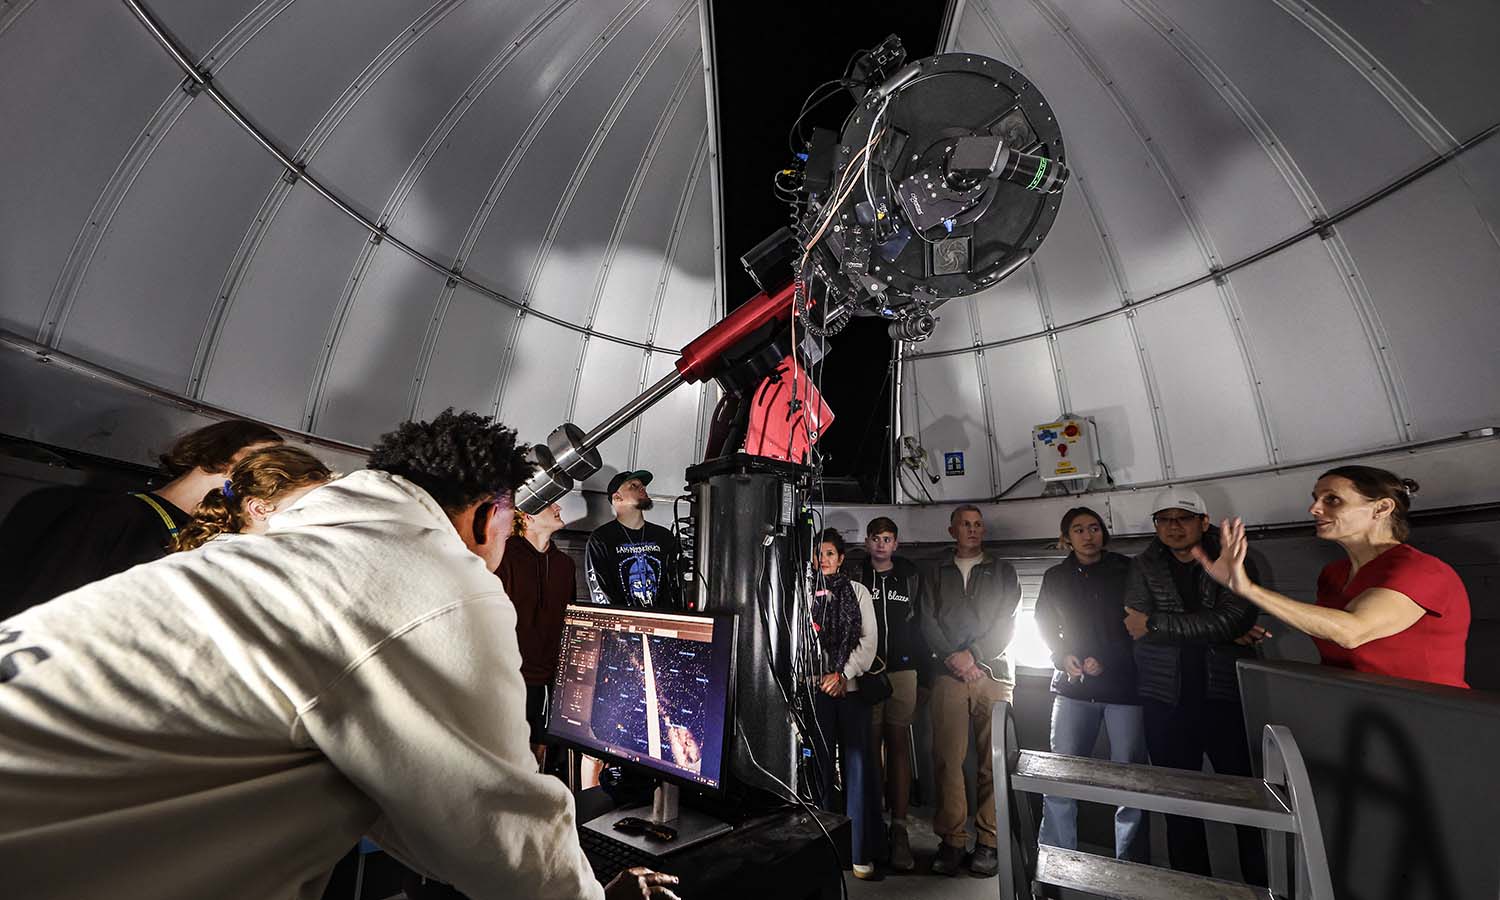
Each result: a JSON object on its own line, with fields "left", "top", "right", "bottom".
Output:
{"left": 810, "top": 528, "right": 882, "bottom": 879}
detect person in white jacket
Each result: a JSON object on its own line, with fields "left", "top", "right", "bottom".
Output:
{"left": 0, "top": 409, "right": 678, "bottom": 900}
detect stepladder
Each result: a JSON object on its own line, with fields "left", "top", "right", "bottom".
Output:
{"left": 992, "top": 699, "right": 1335, "bottom": 900}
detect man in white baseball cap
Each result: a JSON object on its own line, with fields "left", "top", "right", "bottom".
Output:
{"left": 1121, "top": 486, "right": 1268, "bottom": 887}
{"left": 1150, "top": 486, "right": 1208, "bottom": 518}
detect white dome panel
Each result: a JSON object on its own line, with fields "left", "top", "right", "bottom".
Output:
{"left": 312, "top": 248, "right": 450, "bottom": 445}
{"left": 1465, "top": 138, "right": 1500, "bottom": 244}
{"left": 148, "top": 0, "right": 261, "bottom": 60}
{"left": 495, "top": 316, "right": 586, "bottom": 444}
{"left": 1150, "top": 0, "right": 1433, "bottom": 214}
{"left": 210, "top": 0, "right": 432, "bottom": 156}
{"left": 980, "top": 339, "right": 1068, "bottom": 489}
{"left": 464, "top": 0, "right": 677, "bottom": 317}
{"left": 377, "top": 1, "right": 610, "bottom": 262}
{"left": 1025, "top": 183, "right": 1126, "bottom": 324}
{"left": 650, "top": 172, "right": 717, "bottom": 350}
{"left": 1056, "top": 317, "right": 1163, "bottom": 484}
{"left": 4, "top": 0, "right": 1492, "bottom": 529}
{"left": 920, "top": 298, "right": 985, "bottom": 355}
{"left": 1132, "top": 283, "right": 1270, "bottom": 477}
{"left": 574, "top": 338, "right": 654, "bottom": 490}
{"left": 979, "top": 0, "right": 1207, "bottom": 295}
{"left": 290, "top": 0, "right": 550, "bottom": 219}
{"left": 902, "top": 350, "right": 995, "bottom": 500}
{"left": 57, "top": 101, "right": 280, "bottom": 392}
{"left": 197, "top": 183, "right": 371, "bottom": 426}
{"left": 970, "top": 268, "right": 1047, "bottom": 345}
{"left": 892, "top": 0, "right": 1500, "bottom": 512}
{"left": 529, "top": 12, "right": 704, "bottom": 338}
{"left": 1048, "top": 1, "right": 1311, "bottom": 264}
{"left": 1335, "top": 167, "right": 1500, "bottom": 437}
{"left": 635, "top": 350, "right": 709, "bottom": 496}
{"left": 1, "top": 0, "right": 722, "bottom": 491}
{"left": 1303, "top": 0, "right": 1500, "bottom": 140}
{"left": 1227, "top": 237, "right": 1402, "bottom": 460}
{"left": 412, "top": 285, "right": 521, "bottom": 423}
{"left": 0, "top": 0, "right": 179, "bottom": 335}
{"left": 590, "top": 75, "right": 709, "bottom": 344}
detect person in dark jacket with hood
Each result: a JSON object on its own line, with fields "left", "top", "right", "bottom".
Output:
{"left": 496, "top": 500, "right": 575, "bottom": 770}
{"left": 1034, "top": 507, "right": 1149, "bottom": 862}
{"left": 1123, "top": 487, "right": 1268, "bottom": 885}
{"left": 919, "top": 505, "right": 1019, "bottom": 878}
{"left": 854, "top": 515, "right": 928, "bottom": 872}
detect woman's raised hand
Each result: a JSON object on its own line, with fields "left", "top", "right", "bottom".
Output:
{"left": 1192, "top": 517, "right": 1253, "bottom": 595}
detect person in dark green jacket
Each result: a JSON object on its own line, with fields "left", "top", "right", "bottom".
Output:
{"left": 918, "top": 504, "right": 1019, "bottom": 878}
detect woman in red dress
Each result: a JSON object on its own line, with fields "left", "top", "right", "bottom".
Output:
{"left": 1194, "top": 465, "right": 1470, "bottom": 688}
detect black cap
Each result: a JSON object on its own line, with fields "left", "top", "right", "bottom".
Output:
{"left": 606, "top": 470, "right": 654, "bottom": 497}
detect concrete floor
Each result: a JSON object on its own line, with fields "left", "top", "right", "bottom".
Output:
{"left": 842, "top": 803, "right": 1252, "bottom": 900}
{"left": 842, "top": 807, "right": 1101, "bottom": 900}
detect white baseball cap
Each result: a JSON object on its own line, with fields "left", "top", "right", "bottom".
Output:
{"left": 1150, "top": 487, "right": 1208, "bottom": 517}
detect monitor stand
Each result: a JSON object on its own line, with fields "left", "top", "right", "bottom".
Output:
{"left": 582, "top": 783, "right": 734, "bottom": 858}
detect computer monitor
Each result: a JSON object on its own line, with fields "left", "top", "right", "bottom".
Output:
{"left": 547, "top": 605, "right": 736, "bottom": 792}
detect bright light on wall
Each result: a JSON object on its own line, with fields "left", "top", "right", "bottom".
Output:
{"left": 1009, "top": 609, "right": 1057, "bottom": 672}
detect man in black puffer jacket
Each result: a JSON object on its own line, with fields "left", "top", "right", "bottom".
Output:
{"left": 1123, "top": 488, "right": 1266, "bottom": 886}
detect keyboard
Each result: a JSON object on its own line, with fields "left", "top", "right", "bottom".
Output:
{"left": 579, "top": 826, "right": 660, "bottom": 885}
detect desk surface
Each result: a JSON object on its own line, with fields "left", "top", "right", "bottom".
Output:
{"left": 575, "top": 789, "right": 849, "bottom": 900}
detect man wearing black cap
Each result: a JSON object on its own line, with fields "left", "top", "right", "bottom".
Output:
{"left": 584, "top": 470, "right": 680, "bottom": 609}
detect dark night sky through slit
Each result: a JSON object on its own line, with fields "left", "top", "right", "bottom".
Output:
{"left": 712, "top": 2, "right": 947, "bottom": 502}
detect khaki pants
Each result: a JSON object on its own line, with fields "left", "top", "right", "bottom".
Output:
{"left": 930, "top": 674, "right": 1014, "bottom": 848}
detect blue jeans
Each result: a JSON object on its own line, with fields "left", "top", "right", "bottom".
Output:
{"left": 812, "top": 691, "right": 885, "bottom": 866}
{"left": 1038, "top": 695, "right": 1150, "bottom": 861}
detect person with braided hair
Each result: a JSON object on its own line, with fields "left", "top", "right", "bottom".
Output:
{"left": 0, "top": 408, "right": 678, "bottom": 900}
{"left": 809, "top": 527, "right": 882, "bottom": 880}
{"left": 0, "top": 418, "right": 282, "bottom": 618}
{"left": 172, "top": 445, "right": 333, "bottom": 551}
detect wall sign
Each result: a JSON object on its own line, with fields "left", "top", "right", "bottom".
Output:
{"left": 944, "top": 451, "right": 965, "bottom": 476}
{"left": 1032, "top": 417, "right": 1099, "bottom": 482}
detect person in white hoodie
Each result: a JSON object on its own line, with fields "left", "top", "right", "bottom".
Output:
{"left": 0, "top": 409, "right": 678, "bottom": 900}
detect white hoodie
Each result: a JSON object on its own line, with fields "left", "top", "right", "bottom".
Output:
{"left": 0, "top": 470, "right": 603, "bottom": 900}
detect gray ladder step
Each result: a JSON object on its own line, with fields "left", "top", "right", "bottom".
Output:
{"left": 1014, "top": 750, "right": 1296, "bottom": 831}
{"left": 1036, "top": 845, "right": 1276, "bottom": 900}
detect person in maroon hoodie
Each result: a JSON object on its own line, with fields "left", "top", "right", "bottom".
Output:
{"left": 496, "top": 500, "right": 576, "bottom": 769}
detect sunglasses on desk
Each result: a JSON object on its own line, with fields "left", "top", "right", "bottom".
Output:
{"left": 612, "top": 816, "right": 678, "bottom": 842}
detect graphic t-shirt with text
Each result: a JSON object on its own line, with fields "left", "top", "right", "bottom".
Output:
{"left": 584, "top": 520, "right": 680, "bottom": 609}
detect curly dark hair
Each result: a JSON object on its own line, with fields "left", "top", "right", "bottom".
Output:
{"left": 366, "top": 409, "right": 533, "bottom": 513}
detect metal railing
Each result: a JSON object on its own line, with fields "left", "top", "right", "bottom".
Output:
{"left": 993, "top": 700, "right": 1333, "bottom": 899}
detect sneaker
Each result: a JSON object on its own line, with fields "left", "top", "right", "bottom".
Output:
{"left": 888, "top": 823, "right": 915, "bottom": 872}
{"left": 929, "top": 842, "right": 965, "bottom": 876}
{"left": 968, "top": 843, "right": 999, "bottom": 878}
{"left": 852, "top": 863, "right": 882, "bottom": 881}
